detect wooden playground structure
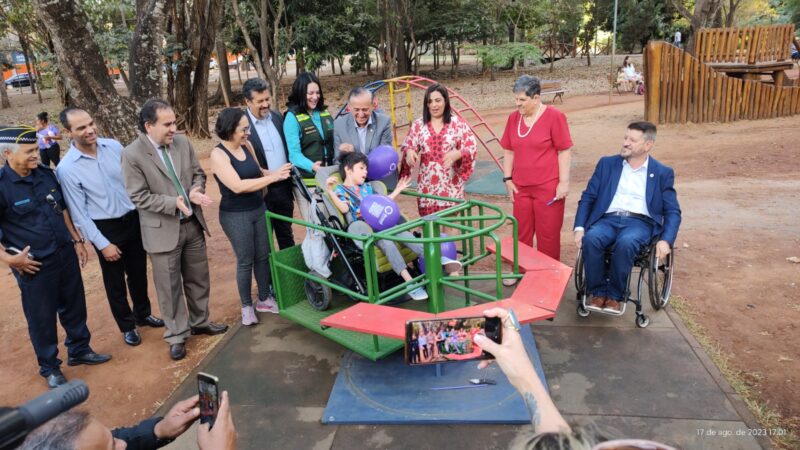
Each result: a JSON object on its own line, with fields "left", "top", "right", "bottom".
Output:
{"left": 644, "top": 24, "right": 800, "bottom": 124}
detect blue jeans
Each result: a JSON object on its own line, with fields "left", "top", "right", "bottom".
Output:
{"left": 582, "top": 215, "right": 653, "bottom": 302}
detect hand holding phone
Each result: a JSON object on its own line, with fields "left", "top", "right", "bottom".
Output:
{"left": 405, "top": 316, "right": 502, "bottom": 365}
{"left": 198, "top": 372, "right": 220, "bottom": 428}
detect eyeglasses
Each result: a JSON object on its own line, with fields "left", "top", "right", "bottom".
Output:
{"left": 239, "top": 126, "right": 251, "bottom": 133}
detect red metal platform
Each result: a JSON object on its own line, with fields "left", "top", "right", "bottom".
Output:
{"left": 320, "top": 239, "right": 572, "bottom": 341}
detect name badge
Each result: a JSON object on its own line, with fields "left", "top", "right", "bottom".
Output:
{"left": 14, "top": 198, "right": 31, "bottom": 206}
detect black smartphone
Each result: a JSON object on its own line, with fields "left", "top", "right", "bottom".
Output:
{"left": 405, "top": 316, "right": 502, "bottom": 365}
{"left": 198, "top": 372, "right": 220, "bottom": 428}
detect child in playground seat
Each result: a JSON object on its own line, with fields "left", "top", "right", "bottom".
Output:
{"left": 325, "top": 152, "right": 462, "bottom": 301}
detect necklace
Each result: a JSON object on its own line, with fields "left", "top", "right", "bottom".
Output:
{"left": 517, "top": 103, "right": 545, "bottom": 138}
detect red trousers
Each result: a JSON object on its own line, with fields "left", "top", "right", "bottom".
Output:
{"left": 513, "top": 179, "right": 564, "bottom": 261}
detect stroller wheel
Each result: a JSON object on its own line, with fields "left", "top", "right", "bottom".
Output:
{"left": 305, "top": 279, "right": 332, "bottom": 311}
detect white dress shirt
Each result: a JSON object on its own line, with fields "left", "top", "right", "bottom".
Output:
{"left": 606, "top": 157, "right": 650, "bottom": 217}
{"left": 354, "top": 115, "right": 373, "bottom": 153}
{"left": 247, "top": 109, "right": 287, "bottom": 169}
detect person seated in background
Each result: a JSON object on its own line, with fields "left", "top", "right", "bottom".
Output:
{"left": 475, "top": 307, "right": 677, "bottom": 449}
{"left": 573, "top": 121, "right": 681, "bottom": 313}
{"left": 20, "top": 392, "right": 237, "bottom": 450}
{"left": 324, "top": 152, "right": 462, "bottom": 301}
{"left": 616, "top": 67, "right": 632, "bottom": 92}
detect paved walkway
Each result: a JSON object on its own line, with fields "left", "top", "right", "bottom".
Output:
{"left": 163, "top": 280, "right": 768, "bottom": 449}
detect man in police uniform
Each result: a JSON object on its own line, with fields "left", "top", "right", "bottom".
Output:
{"left": 0, "top": 125, "right": 111, "bottom": 389}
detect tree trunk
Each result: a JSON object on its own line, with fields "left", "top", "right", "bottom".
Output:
{"left": 18, "top": 36, "right": 36, "bottom": 95}
{"left": 33, "top": 0, "right": 138, "bottom": 144}
{"left": 0, "top": 83, "right": 10, "bottom": 109}
{"left": 129, "top": 0, "right": 168, "bottom": 104}
{"left": 215, "top": 39, "right": 232, "bottom": 106}
{"left": 171, "top": 0, "right": 223, "bottom": 138}
{"left": 118, "top": 64, "right": 131, "bottom": 90}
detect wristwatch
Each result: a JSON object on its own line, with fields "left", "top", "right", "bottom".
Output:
{"left": 502, "top": 176, "right": 513, "bottom": 182}
{"left": 72, "top": 238, "right": 85, "bottom": 244}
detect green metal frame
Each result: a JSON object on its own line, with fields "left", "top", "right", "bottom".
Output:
{"left": 266, "top": 190, "right": 520, "bottom": 360}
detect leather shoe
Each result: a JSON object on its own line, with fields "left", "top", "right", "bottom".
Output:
{"left": 46, "top": 371, "right": 68, "bottom": 389}
{"left": 136, "top": 315, "right": 165, "bottom": 328}
{"left": 190, "top": 322, "right": 228, "bottom": 336}
{"left": 123, "top": 329, "right": 141, "bottom": 346}
{"left": 170, "top": 343, "right": 186, "bottom": 361}
{"left": 589, "top": 296, "right": 607, "bottom": 308}
{"left": 604, "top": 299, "right": 622, "bottom": 312}
{"left": 67, "top": 351, "right": 112, "bottom": 366}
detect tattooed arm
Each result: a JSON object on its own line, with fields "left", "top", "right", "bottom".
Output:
{"left": 474, "top": 307, "right": 570, "bottom": 434}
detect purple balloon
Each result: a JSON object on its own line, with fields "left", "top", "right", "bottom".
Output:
{"left": 367, "top": 145, "right": 399, "bottom": 181}
{"left": 360, "top": 194, "right": 401, "bottom": 231}
{"left": 417, "top": 233, "right": 458, "bottom": 273}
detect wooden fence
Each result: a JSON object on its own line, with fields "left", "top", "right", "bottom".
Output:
{"left": 693, "top": 24, "right": 795, "bottom": 64}
{"left": 644, "top": 41, "right": 800, "bottom": 124}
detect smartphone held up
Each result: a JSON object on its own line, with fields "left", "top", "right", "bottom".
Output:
{"left": 405, "top": 316, "right": 501, "bottom": 365}
{"left": 198, "top": 372, "right": 220, "bottom": 428}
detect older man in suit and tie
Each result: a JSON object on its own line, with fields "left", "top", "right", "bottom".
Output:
{"left": 122, "top": 98, "right": 228, "bottom": 361}
{"left": 333, "top": 87, "right": 395, "bottom": 187}
{"left": 242, "top": 78, "right": 295, "bottom": 250}
{"left": 573, "top": 121, "right": 681, "bottom": 313}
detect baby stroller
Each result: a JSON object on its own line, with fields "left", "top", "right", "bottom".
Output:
{"left": 293, "top": 166, "right": 419, "bottom": 311}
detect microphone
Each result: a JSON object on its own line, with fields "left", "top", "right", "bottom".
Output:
{"left": 0, "top": 380, "right": 90, "bottom": 450}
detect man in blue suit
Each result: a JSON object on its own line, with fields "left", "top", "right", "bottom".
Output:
{"left": 573, "top": 121, "right": 681, "bottom": 312}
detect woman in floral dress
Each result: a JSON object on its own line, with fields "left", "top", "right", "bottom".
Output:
{"left": 399, "top": 84, "right": 477, "bottom": 216}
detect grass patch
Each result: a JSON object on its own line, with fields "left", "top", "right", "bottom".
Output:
{"left": 670, "top": 296, "right": 800, "bottom": 449}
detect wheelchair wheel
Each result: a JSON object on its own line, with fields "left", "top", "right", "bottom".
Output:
{"left": 648, "top": 248, "right": 675, "bottom": 310}
{"left": 574, "top": 249, "right": 586, "bottom": 298}
{"left": 304, "top": 279, "right": 332, "bottom": 311}
{"left": 577, "top": 305, "right": 590, "bottom": 317}
{"left": 636, "top": 314, "right": 650, "bottom": 328}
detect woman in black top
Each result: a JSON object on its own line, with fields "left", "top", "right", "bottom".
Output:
{"left": 210, "top": 108, "right": 291, "bottom": 326}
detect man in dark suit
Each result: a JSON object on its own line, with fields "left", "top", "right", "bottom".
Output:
{"left": 122, "top": 99, "right": 227, "bottom": 361}
{"left": 243, "top": 78, "right": 295, "bottom": 250}
{"left": 333, "top": 87, "right": 396, "bottom": 188}
{"left": 573, "top": 121, "right": 681, "bottom": 312}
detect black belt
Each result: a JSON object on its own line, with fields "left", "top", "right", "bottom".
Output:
{"left": 94, "top": 210, "right": 137, "bottom": 224}
{"left": 606, "top": 211, "right": 650, "bottom": 221}
{"left": 180, "top": 215, "right": 195, "bottom": 224}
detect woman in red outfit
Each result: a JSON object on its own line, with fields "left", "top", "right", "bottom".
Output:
{"left": 399, "top": 84, "right": 477, "bottom": 216}
{"left": 501, "top": 75, "right": 573, "bottom": 273}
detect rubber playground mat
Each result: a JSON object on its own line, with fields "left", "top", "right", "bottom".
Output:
{"left": 465, "top": 161, "right": 505, "bottom": 195}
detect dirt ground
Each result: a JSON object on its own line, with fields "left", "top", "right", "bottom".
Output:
{"left": 1, "top": 63, "right": 798, "bottom": 443}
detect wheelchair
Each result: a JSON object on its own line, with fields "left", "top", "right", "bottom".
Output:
{"left": 296, "top": 166, "right": 418, "bottom": 311}
{"left": 574, "top": 240, "right": 674, "bottom": 328}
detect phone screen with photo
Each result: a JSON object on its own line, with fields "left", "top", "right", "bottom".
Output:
{"left": 198, "top": 372, "right": 220, "bottom": 428}
{"left": 404, "top": 316, "right": 501, "bottom": 365}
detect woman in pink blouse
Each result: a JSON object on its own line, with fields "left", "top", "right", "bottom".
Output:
{"left": 399, "top": 84, "right": 477, "bottom": 216}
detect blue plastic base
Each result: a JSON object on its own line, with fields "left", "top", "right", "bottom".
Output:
{"left": 322, "top": 326, "right": 546, "bottom": 424}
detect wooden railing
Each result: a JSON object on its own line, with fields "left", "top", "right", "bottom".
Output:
{"left": 693, "top": 24, "right": 795, "bottom": 64}
{"left": 644, "top": 41, "right": 800, "bottom": 124}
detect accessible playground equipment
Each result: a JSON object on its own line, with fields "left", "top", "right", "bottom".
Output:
{"left": 268, "top": 77, "right": 572, "bottom": 362}
{"left": 644, "top": 24, "right": 800, "bottom": 124}
{"left": 266, "top": 191, "right": 571, "bottom": 360}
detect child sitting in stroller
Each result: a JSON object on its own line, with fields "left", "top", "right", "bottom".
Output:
{"left": 325, "top": 152, "right": 462, "bottom": 301}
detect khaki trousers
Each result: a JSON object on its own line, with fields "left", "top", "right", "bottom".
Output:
{"left": 149, "top": 218, "right": 211, "bottom": 345}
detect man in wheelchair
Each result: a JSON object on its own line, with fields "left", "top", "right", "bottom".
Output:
{"left": 573, "top": 121, "right": 681, "bottom": 313}
{"left": 324, "top": 152, "right": 462, "bottom": 301}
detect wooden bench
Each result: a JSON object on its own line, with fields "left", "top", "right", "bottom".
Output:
{"left": 608, "top": 74, "right": 633, "bottom": 94}
{"left": 540, "top": 80, "right": 568, "bottom": 103}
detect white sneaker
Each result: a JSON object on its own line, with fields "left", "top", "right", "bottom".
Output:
{"left": 408, "top": 286, "right": 429, "bottom": 301}
{"left": 441, "top": 257, "right": 462, "bottom": 274}
{"left": 255, "top": 295, "right": 279, "bottom": 314}
{"left": 241, "top": 306, "right": 259, "bottom": 326}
